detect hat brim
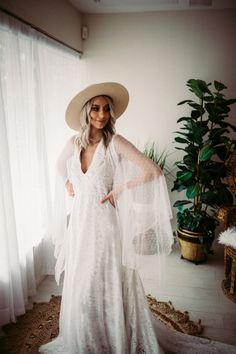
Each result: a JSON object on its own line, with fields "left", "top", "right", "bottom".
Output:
{"left": 65, "top": 82, "right": 129, "bottom": 131}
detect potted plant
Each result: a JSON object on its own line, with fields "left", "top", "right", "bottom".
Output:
{"left": 172, "top": 79, "right": 236, "bottom": 263}
{"left": 143, "top": 142, "right": 173, "bottom": 180}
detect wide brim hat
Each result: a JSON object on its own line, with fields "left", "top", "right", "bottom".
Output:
{"left": 65, "top": 82, "right": 129, "bottom": 130}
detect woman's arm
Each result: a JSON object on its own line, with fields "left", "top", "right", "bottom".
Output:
{"left": 101, "top": 134, "right": 163, "bottom": 205}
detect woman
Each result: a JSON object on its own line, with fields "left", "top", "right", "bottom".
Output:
{"left": 39, "top": 82, "right": 173, "bottom": 354}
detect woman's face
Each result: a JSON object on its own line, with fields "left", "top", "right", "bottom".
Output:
{"left": 89, "top": 96, "right": 111, "bottom": 131}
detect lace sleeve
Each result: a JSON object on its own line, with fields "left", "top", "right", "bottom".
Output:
{"left": 56, "top": 135, "right": 77, "bottom": 184}
{"left": 52, "top": 135, "right": 77, "bottom": 284}
{"left": 110, "top": 134, "right": 174, "bottom": 280}
{"left": 113, "top": 134, "right": 163, "bottom": 190}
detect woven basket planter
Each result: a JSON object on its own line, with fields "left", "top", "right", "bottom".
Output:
{"left": 177, "top": 228, "right": 214, "bottom": 264}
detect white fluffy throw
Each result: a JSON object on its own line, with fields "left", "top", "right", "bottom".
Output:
{"left": 218, "top": 227, "right": 236, "bottom": 248}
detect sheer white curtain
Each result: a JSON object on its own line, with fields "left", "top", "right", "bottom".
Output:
{"left": 0, "top": 11, "right": 81, "bottom": 326}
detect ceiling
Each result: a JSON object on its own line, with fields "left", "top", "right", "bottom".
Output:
{"left": 68, "top": 0, "right": 236, "bottom": 14}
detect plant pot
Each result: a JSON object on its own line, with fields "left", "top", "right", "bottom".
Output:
{"left": 177, "top": 228, "right": 214, "bottom": 264}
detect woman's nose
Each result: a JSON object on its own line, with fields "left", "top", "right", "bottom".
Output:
{"left": 99, "top": 109, "right": 105, "bottom": 118}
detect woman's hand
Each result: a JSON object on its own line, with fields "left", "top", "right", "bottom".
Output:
{"left": 65, "top": 180, "right": 75, "bottom": 197}
{"left": 100, "top": 191, "right": 115, "bottom": 208}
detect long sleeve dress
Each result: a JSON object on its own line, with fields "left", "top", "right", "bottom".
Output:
{"left": 39, "top": 133, "right": 174, "bottom": 354}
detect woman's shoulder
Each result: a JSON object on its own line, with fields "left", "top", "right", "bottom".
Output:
{"left": 110, "top": 134, "right": 137, "bottom": 157}
{"left": 71, "top": 134, "right": 81, "bottom": 149}
{"left": 72, "top": 134, "right": 79, "bottom": 143}
{"left": 61, "top": 134, "right": 80, "bottom": 156}
{"left": 112, "top": 133, "right": 130, "bottom": 146}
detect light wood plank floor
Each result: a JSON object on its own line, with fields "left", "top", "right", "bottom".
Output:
{"left": 31, "top": 241, "right": 236, "bottom": 347}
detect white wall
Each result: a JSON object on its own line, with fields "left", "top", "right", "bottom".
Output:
{"left": 0, "top": 0, "right": 82, "bottom": 52}
{"left": 81, "top": 9, "right": 236, "bottom": 163}
{"left": 79, "top": 9, "right": 236, "bottom": 223}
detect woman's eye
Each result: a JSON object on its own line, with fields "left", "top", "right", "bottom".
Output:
{"left": 91, "top": 107, "right": 99, "bottom": 112}
{"left": 105, "top": 106, "right": 110, "bottom": 112}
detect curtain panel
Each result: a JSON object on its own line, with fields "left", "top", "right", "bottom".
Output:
{"left": 0, "top": 11, "right": 81, "bottom": 326}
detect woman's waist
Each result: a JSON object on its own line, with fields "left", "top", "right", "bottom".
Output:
{"left": 72, "top": 180, "right": 112, "bottom": 198}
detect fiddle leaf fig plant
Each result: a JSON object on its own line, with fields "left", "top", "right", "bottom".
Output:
{"left": 172, "top": 79, "right": 236, "bottom": 236}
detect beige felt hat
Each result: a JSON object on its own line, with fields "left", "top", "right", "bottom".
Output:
{"left": 65, "top": 82, "right": 129, "bottom": 130}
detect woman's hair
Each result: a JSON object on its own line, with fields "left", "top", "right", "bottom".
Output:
{"left": 76, "top": 95, "right": 116, "bottom": 149}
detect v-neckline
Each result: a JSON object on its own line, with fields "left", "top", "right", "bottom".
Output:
{"left": 79, "top": 139, "right": 103, "bottom": 175}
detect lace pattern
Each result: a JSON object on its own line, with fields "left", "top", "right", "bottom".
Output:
{"left": 40, "top": 134, "right": 170, "bottom": 353}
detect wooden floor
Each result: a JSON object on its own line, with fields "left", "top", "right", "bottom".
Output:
{"left": 31, "top": 241, "right": 236, "bottom": 347}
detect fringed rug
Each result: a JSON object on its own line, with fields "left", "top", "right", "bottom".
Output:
{"left": 147, "top": 294, "right": 202, "bottom": 336}
{"left": 0, "top": 295, "right": 202, "bottom": 354}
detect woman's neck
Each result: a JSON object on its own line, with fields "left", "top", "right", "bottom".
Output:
{"left": 89, "top": 127, "right": 103, "bottom": 145}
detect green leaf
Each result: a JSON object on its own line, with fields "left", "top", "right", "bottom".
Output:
{"left": 191, "top": 123, "right": 208, "bottom": 144}
{"left": 176, "top": 131, "right": 195, "bottom": 142}
{"left": 177, "top": 100, "right": 193, "bottom": 106}
{"left": 204, "top": 95, "right": 214, "bottom": 102}
{"left": 173, "top": 131, "right": 189, "bottom": 137}
{"left": 176, "top": 170, "right": 193, "bottom": 181}
{"left": 214, "top": 145, "right": 228, "bottom": 161}
{"left": 175, "top": 164, "right": 188, "bottom": 171}
{"left": 187, "top": 79, "right": 211, "bottom": 98}
{"left": 219, "top": 121, "right": 236, "bottom": 132}
{"left": 173, "top": 200, "right": 192, "bottom": 208}
{"left": 201, "top": 190, "right": 217, "bottom": 205}
{"left": 199, "top": 170, "right": 214, "bottom": 185}
{"left": 177, "top": 185, "right": 186, "bottom": 192}
{"left": 225, "top": 99, "right": 236, "bottom": 105}
{"left": 205, "top": 103, "right": 216, "bottom": 116}
{"left": 215, "top": 185, "right": 234, "bottom": 206}
{"left": 210, "top": 130, "right": 230, "bottom": 148}
{"left": 188, "top": 102, "right": 204, "bottom": 111}
{"left": 199, "top": 145, "right": 215, "bottom": 161}
{"left": 210, "top": 136, "right": 230, "bottom": 147}
{"left": 174, "top": 147, "right": 186, "bottom": 151}
{"left": 203, "top": 162, "right": 226, "bottom": 179}
{"left": 177, "top": 117, "right": 192, "bottom": 123}
{"left": 191, "top": 110, "right": 201, "bottom": 119}
{"left": 214, "top": 81, "right": 227, "bottom": 92}
{"left": 175, "top": 137, "right": 189, "bottom": 144}
{"left": 186, "top": 183, "right": 200, "bottom": 199}
{"left": 183, "top": 155, "right": 197, "bottom": 169}
{"left": 171, "top": 179, "right": 186, "bottom": 192}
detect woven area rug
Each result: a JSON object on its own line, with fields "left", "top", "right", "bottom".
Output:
{"left": 0, "top": 295, "right": 202, "bottom": 354}
{"left": 147, "top": 294, "right": 202, "bottom": 336}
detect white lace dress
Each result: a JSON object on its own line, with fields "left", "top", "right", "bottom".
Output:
{"left": 39, "top": 134, "right": 168, "bottom": 354}
{"left": 39, "top": 134, "right": 236, "bottom": 354}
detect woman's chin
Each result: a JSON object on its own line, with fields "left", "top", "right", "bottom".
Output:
{"left": 94, "top": 123, "right": 107, "bottom": 130}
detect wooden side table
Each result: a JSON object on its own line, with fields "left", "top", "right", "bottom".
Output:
{"left": 224, "top": 246, "right": 236, "bottom": 294}
{"left": 218, "top": 206, "right": 236, "bottom": 228}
